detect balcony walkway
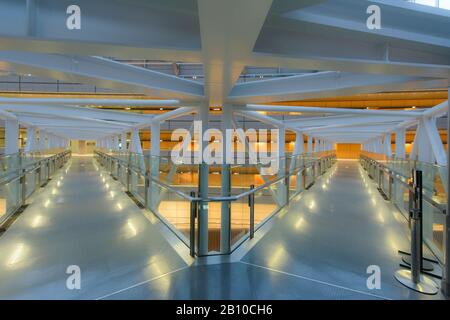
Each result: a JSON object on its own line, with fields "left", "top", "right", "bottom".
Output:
{"left": 0, "top": 157, "right": 445, "bottom": 299}
{"left": 0, "top": 156, "right": 190, "bottom": 299}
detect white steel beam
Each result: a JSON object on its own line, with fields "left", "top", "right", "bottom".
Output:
{"left": 0, "top": 52, "right": 204, "bottom": 101}
{"left": 229, "top": 71, "right": 447, "bottom": 104}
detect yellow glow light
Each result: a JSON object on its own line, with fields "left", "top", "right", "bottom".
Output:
{"left": 7, "top": 243, "right": 25, "bottom": 266}
{"left": 127, "top": 220, "right": 137, "bottom": 237}
{"left": 295, "top": 217, "right": 305, "bottom": 229}
{"left": 31, "top": 215, "right": 44, "bottom": 228}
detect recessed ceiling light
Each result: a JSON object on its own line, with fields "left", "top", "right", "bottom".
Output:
{"left": 125, "top": 107, "right": 131, "bottom": 110}
{"left": 160, "top": 108, "right": 164, "bottom": 111}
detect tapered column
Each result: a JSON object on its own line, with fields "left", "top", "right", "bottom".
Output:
{"left": 395, "top": 128, "right": 406, "bottom": 159}
{"left": 384, "top": 133, "right": 392, "bottom": 158}
{"left": 307, "top": 135, "right": 313, "bottom": 155}
{"left": 220, "top": 105, "right": 232, "bottom": 254}
{"left": 113, "top": 134, "right": 120, "bottom": 151}
{"left": 198, "top": 105, "right": 209, "bottom": 256}
{"left": 121, "top": 132, "right": 127, "bottom": 151}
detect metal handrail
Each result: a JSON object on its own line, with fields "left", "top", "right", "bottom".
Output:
{"left": 360, "top": 155, "right": 446, "bottom": 215}
{"left": 94, "top": 149, "right": 336, "bottom": 204}
{"left": 0, "top": 149, "right": 72, "bottom": 226}
{"left": 0, "top": 150, "right": 71, "bottom": 185}
{"left": 95, "top": 149, "right": 336, "bottom": 256}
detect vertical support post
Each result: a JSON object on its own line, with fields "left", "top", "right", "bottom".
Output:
{"left": 249, "top": 184, "right": 255, "bottom": 239}
{"left": 114, "top": 134, "right": 120, "bottom": 151}
{"left": 443, "top": 87, "right": 450, "bottom": 297}
{"left": 395, "top": 128, "right": 406, "bottom": 159}
{"left": 190, "top": 191, "right": 197, "bottom": 257}
{"left": 307, "top": 135, "right": 313, "bottom": 155}
{"left": 121, "top": 132, "right": 127, "bottom": 151}
{"left": 144, "top": 170, "right": 149, "bottom": 209}
{"left": 290, "top": 131, "right": 303, "bottom": 193}
{"left": 5, "top": 119, "right": 19, "bottom": 155}
{"left": 20, "top": 169, "right": 26, "bottom": 205}
{"left": 149, "top": 122, "right": 160, "bottom": 212}
{"left": 395, "top": 170, "right": 438, "bottom": 294}
{"left": 220, "top": 105, "right": 232, "bottom": 254}
{"left": 197, "top": 106, "right": 209, "bottom": 256}
{"left": 278, "top": 125, "right": 286, "bottom": 205}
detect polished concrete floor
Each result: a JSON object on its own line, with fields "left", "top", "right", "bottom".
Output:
{"left": 0, "top": 157, "right": 445, "bottom": 299}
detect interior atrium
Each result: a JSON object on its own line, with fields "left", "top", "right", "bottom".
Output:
{"left": 0, "top": 0, "right": 449, "bottom": 302}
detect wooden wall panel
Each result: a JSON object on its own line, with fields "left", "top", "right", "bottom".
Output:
{"left": 336, "top": 143, "right": 361, "bottom": 159}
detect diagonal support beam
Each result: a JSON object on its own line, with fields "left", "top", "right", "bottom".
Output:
{"left": 0, "top": 52, "right": 204, "bottom": 101}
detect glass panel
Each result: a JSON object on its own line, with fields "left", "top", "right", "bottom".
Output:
{"left": 25, "top": 168, "right": 38, "bottom": 197}
{"left": 150, "top": 182, "right": 191, "bottom": 245}
{"left": 129, "top": 169, "right": 146, "bottom": 203}
{"left": 254, "top": 181, "right": 281, "bottom": 229}
{"left": 0, "top": 178, "right": 21, "bottom": 224}
{"left": 230, "top": 196, "right": 250, "bottom": 247}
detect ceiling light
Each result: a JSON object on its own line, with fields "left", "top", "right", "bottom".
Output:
{"left": 160, "top": 108, "right": 164, "bottom": 111}
{"left": 125, "top": 107, "right": 131, "bottom": 110}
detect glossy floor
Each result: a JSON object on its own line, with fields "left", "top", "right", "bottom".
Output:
{"left": 0, "top": 158, "right": 445, "bottom": 299}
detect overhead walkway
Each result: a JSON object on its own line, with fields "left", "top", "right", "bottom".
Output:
{"left": 94, "top": 155, "right": 446, "bottom": 300}
{"left": 0, "top": 155, "right": 190, "bottom": 299}
{"left": 0, "top": 152, "right": 446, "bottom": 299}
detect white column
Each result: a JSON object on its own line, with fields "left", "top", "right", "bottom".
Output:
{"left": 130, "top": 128, "right": 144, "bottom": 155}
{"left": 384, "top": 133, "right": 392, "bottom": 157}
{"left": 38, "top": 130, "right": 48, "bottom": 151}
{"left": 113, "top": 134, "right": 120, "bottom": 151}
{"left": 220, "top": 105, "right": 233, "bottom": 254}
{"left": 121, "top": 132, "right": 127, "bottom": 151}
{"left": 150, "top": 122, "right": 160, "bottom": 159}
{"left": 198, "top": 105, "right": 209, "bottom": 256}
{"left": 26, "top": 127, "right": 33, "bottom": 152}
{"left": 307, "top": 135, "right": 313, "bottom": 155}
{"left": 395, "top": 128, "right": 406, "bottom": 159}
{"left": 5, "top": 119, "right": 19, "bottom": 155}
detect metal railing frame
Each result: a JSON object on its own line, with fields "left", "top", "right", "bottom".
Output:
{"left": 0, "top": 150, "right": 72, "bottom": 225}
{"left": 95, "top": 150, "right": 337, "bottom": 257}
{"left": 360, "top": 154, "right": 446, "bottom": 273}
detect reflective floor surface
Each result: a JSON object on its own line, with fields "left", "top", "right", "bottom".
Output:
{"left": 0, "top": 156, "right": 189, "bottom": 299}
{"left": 0, "top": 158, "right": 446, "bottom": 299}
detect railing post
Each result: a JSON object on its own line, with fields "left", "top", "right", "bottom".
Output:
{"left": 285, "top": 175, "right": 290, "bottom": 205}
{"left": 20, "top": 169, "right": 26, "bottom": 206}
{"left": 388, "top": 175, "right": 393, "bottom": 200}
{"left": 302, "top": 165, "right": 306, "bottom": 190}
{"left": 37, "top": 165, "right": 41, "bottom": 187}
{"left": 144, "top": 170, "right": 150, "bottom": 209}
{"left": 394, "top": 170, "right": 438, "bottom": 294}
{"left": 378, "top": 168, "right": 382, "bottom": 188}
{"left": 190, "top": 191, "right": 197, "bottom": 257}
{"left": 249, "top": 185, "right": 255, "bottom": 239}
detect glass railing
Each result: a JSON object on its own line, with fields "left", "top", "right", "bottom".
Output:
{"left": 0, "top": 150, "right": 71, "bottom": 225}
{"left": 360, "top": 154, "right": 447, "bottom": 264}
{"left": 94, "top": 149, "right": 337, "bottom": 257}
